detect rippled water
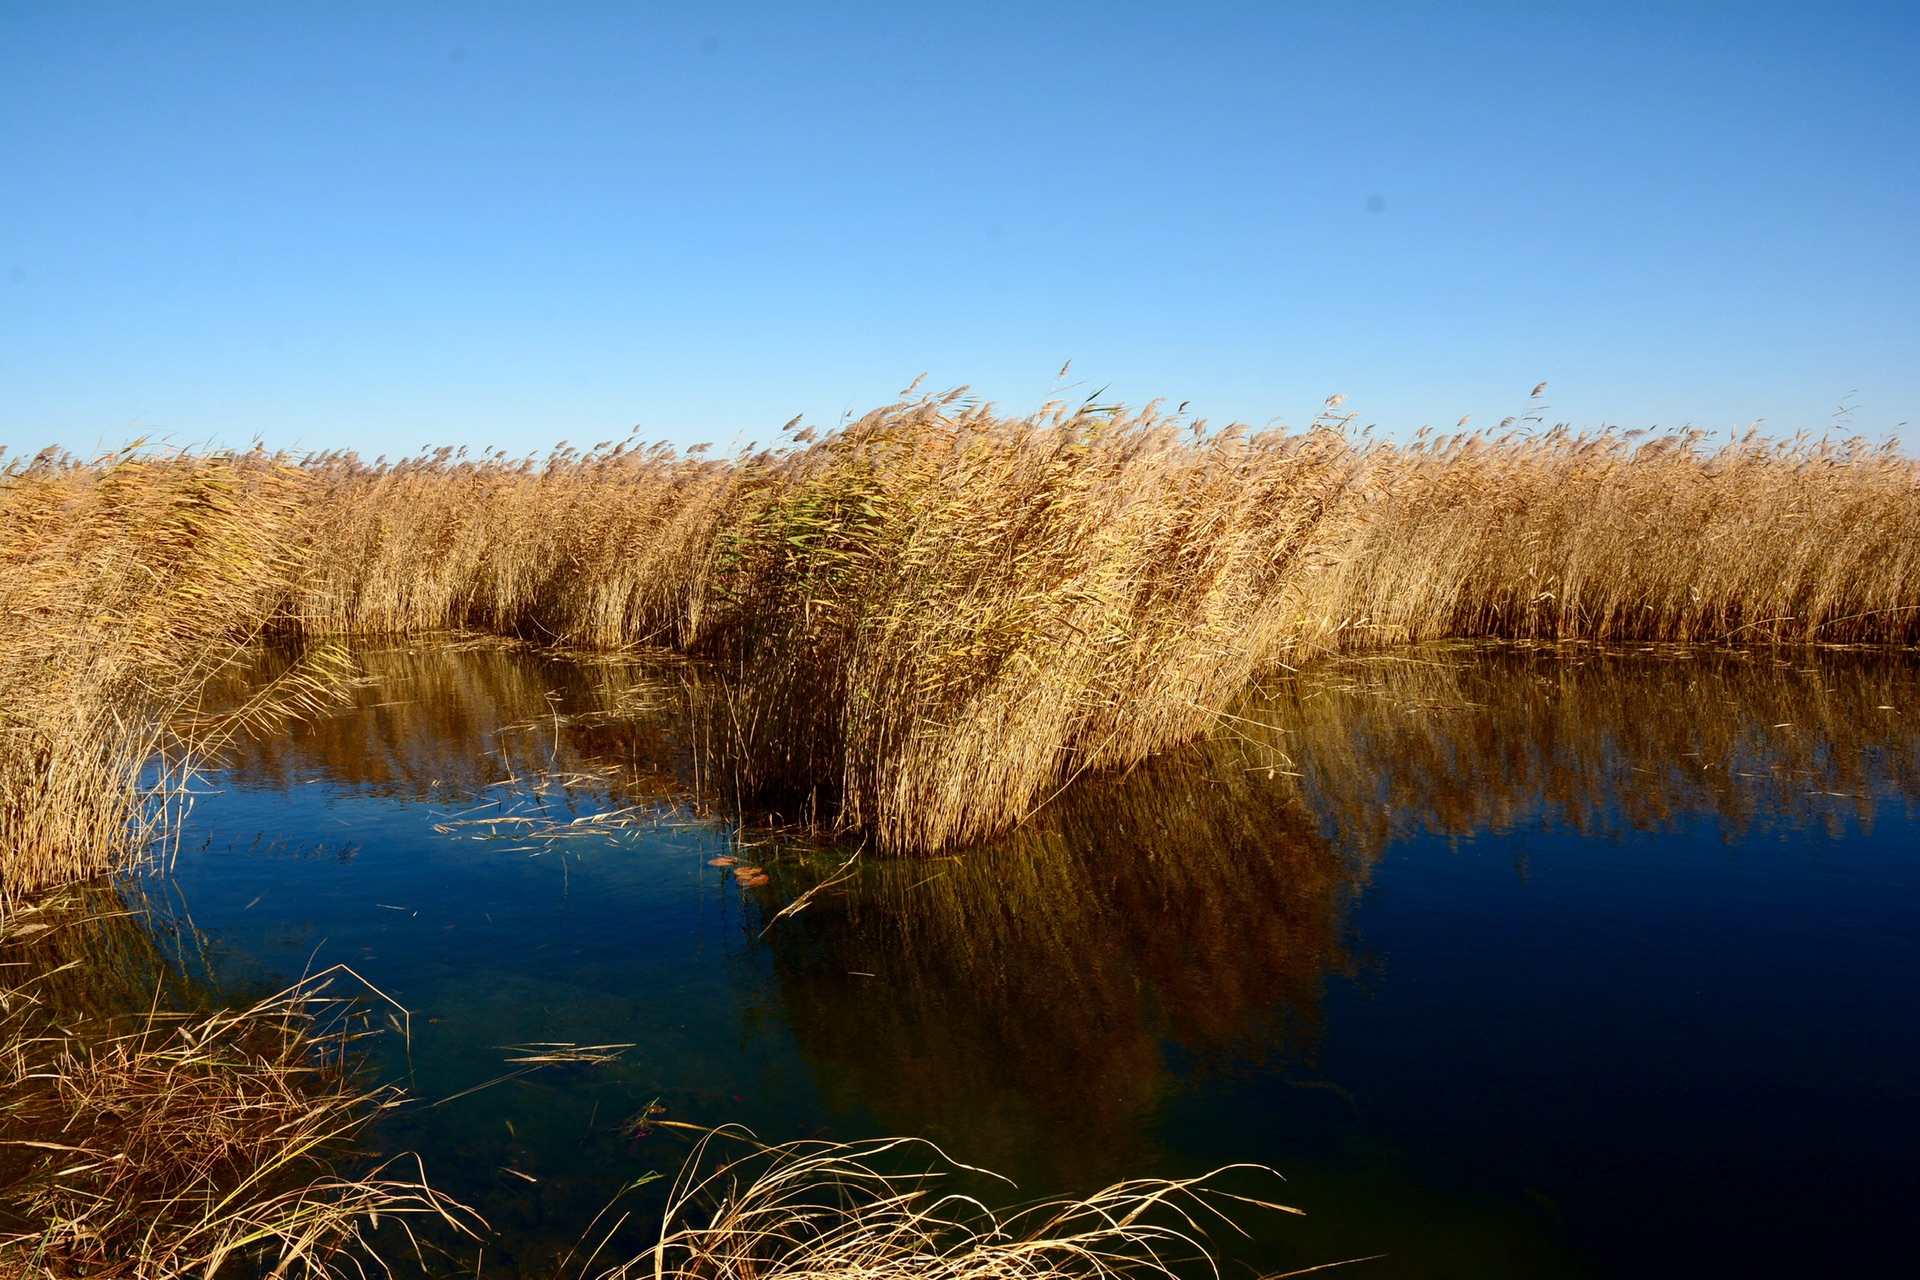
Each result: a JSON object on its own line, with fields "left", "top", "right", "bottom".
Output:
{"left": 147, "top": 641, "right": 1920, "bottom": 1278}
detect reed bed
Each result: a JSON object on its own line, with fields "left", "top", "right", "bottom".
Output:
{"left": 6, "top": 395, "right": 1919, "bottom": 885}
{"left": 7, "top": 421, "right": 1911, "bottom": 1275}
{"left": 279, "top": 398, "right": 1920, "bottom": 854}
{"left": 0, "top": 448, "right": 316, "bottom": 909}
{"left": 1290, "top": 426, "right": 1920, "bottom": 650}
{"left": 291, "top": 444, "right": 734, "bottom": 646}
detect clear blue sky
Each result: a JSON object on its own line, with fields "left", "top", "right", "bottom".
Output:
{"left": 3, "top": 2, "right": 1916, "bottom": 459}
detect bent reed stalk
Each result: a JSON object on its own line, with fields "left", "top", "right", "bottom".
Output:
{"left": 571, "top": 1126, "right": 1311, "bottom": 1280}
{"left": 0, "top": 447, "right": 314, "bottom": 911}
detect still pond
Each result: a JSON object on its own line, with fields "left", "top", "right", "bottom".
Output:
{"left": 142, "top": 641, "right": 1919, "bottom": 1278}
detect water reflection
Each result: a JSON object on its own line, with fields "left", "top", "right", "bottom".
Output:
{"left": 212, "top": 638, "right": 1918, "bottom": 852}
{"left": 1264, "top": 644, "right": 1920, "bottom": 847}
{"left": 167, "top": 639, "right": 1920, "bottom": 1276}
{"left": 755, "top": 644, "right": 1920, "bottom": 1194}
{"left": 0, "top": 882, "right": 193, "bottom": 1026}
{"left": 755, "top": 740, "right": 1368, "bottom": 1190}
{"left": 206, "top": 638, "right": 703, "bottom": 804}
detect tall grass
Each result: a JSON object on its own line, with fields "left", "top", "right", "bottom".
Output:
{"left": 6, "top": 394, "right": 1919, "bottom": 886}
{"left": 279, "top": 397, "right": 1920, "bottom": 854}
{"left": 0, "top": 449, "right": 317, "bottom": 909}
{"left": 1289, "top": 425, "right": 1920, "bottom": 650}
{"left": 291, "top": 444, "right": 733, "bottom": 645}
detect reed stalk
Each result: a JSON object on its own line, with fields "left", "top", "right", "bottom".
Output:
{"left": 0, "top": 448, "right": 314, "bottom": 909}
{"left": 572, "top": 1126, "right": 1309, "bottom": 1280}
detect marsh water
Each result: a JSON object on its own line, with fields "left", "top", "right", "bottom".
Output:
{"left": 142, "top": 641, "right": 1918, "bottom": 1278}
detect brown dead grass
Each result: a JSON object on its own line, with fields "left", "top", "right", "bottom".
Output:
{"left": 0, "top": 448, "right": 318, "bottom": 908}
{"left": 0, "top": 893, "right": 475, "bottom": 1279}
{"left": 570, "top": 1126, "right": 1314, "bottom": 1280}
{"left": 6, "top": 394, "right": 1919, "bottom": 885}
{"left": 279, "top": 397, "right": 1920, "bottom": 854}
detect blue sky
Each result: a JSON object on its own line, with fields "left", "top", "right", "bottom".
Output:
{"left": 3, "top": 2, "right": 1916, "bottom": 459}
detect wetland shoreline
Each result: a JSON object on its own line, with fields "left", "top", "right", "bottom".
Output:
{"left": 4, "top": 399, "right": 1918, "bottom": 1275}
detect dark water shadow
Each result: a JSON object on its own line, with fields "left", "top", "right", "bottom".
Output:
{"left": 748, "top": 644, "right": 1920, "bottom": 1276}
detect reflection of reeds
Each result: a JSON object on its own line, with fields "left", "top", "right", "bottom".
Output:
{"left": 577, "top": 1127, "right": 1306, "bottom": 1280}
{"left": 755, "top": 737, "right": 1365, "bottom": 1189}
{"left": 751, "top": 645, "right": 1920, "bottom": 1191}
{"left": 1252, "top": 644, "right": 1920, "bottom": 849}
{"left": 0, "top": 897, "right": 475, "bottom": 1278}
{"left": 204, "top": 640, "right": 700, "bottom": 810}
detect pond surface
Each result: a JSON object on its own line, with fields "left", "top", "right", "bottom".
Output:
{"left": 154, "top": 641, "right": 1920, "bottom": 1279}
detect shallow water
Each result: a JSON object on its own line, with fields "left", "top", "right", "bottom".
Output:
{"left": 157, "top": 641, "right": 1920, "bottom": 1278}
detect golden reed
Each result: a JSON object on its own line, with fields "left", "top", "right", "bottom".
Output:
{"left": 6, "top": 394, "right": 1919, "bottom": 888}
{"left": 286, "top": 395, "right": 1919, "bottom": 855}
{"left": 0, "top": 450, "right": 310, "bottom": 907}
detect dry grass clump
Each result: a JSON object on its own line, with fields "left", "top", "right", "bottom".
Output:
{"left": 0, "top": 448, "right": 315, "bottom": 907}
{"left": 575, "top": 1128, "right": 1306, "bottom": 1280}
{"left": 685, "top": 398, "right": 1358, "bottom": 851}
{"left": 0, "top": 897, "right": 473, "bottom": 1278}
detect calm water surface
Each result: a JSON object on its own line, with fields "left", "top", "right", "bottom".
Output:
{"left": 153, "top": 641, "right": 1919, "bottom": 1278}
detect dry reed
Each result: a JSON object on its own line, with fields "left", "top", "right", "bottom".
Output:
{"left": 0, "top": 448, "right": 318, "bottom": 909}
{"left": 570, "top": 1126, "right": 1310, "bottom": 1280}
{"left": 0, "top": 894, "right": 475, "bottom": 1278}
{"left": 1289, "top": 425, "right": 1920, "bottom": 650}
{"left": 277, "top": 396, "right": 1920, "bottom": 854}
{"left": 7, "top": 393, "right": 1919, "bottom": 880}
